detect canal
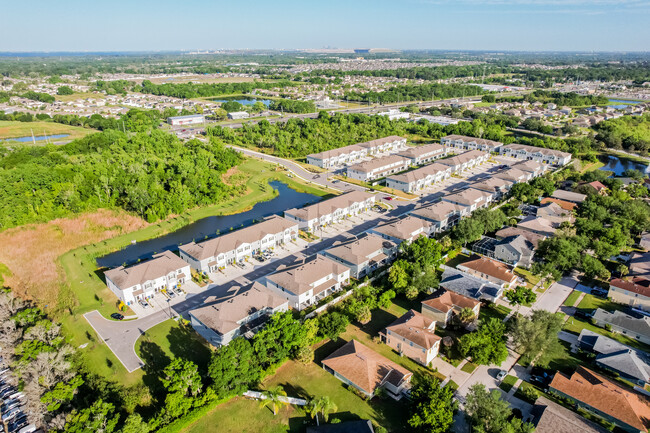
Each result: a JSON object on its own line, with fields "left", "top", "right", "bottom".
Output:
{"left": 96, "top": 181, "right": 320, "bottom": 268}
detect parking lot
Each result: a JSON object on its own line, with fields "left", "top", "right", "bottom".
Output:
{"left": 0, "top": 362, "right": 34, "bottom": 433}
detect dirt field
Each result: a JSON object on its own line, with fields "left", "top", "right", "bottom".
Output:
{"left": 0, "top": 209, "right": 147, "bottom": 306}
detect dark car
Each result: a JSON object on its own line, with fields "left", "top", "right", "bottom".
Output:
{"left": 574, "top": 309, "right": 595, "bottom": 320}
{"left": 591, "top": 289, "right": 608, "bottom": 298}
{"left": 110, "top": 313, "right": 124, "bottom": 320}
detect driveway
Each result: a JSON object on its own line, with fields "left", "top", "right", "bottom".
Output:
{"left": 533, "top": 276, "right": 578, "bottom": 313}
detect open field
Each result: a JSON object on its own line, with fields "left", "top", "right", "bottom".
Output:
{"left": 149, "top": 76, "right": 259, "bottom": 85}
{"left": 54, "top": 92, "right": 106, "bottom": 102}
{"left": 0, "top": 120, "right": 95, "bottom": 143}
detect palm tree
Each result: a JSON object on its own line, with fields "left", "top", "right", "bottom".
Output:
{"left": 307, "top": 396, "right": 338, "bottom": 425}
{"left": 259, "top": 385, "right": 288, "bottom": 416}
{"left": 457, "top": 307, "right": 476, "bottom": 325}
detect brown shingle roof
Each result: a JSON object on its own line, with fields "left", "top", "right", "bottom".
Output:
{"left": 459, "top": 256, "right": 517, "bottom": 284}
{"left": 266, "top": 255, "right": 349, "bottom": 295}
{"left": 610, "top": 277, "right": 650, "bottom": 298}
{"left": 540, "top": 197, "right": 577, "bottom": 211}
{"left": 324, "top": 234, "right": 396, "bottom": 266}
{"left": 384, "top": 310, "right": 441, "bottom": 350}
{"left": 549, "top": 366, "right": 650, "bottom": 431}
{"left": 371, "top": 216, "right": 431, "bottom": 241}
{"left": 421, "top": 289, "right": 480, "bottom": 313}
{"left": 322, "top": 340, "right": 412, "bottom": 395}
{"left": 104, "top": 251, "right": 187, "bottom": 290}
{"left": 533, "top": 396, "right": 609, "bottom": 433}
{"left": 285, "top": 190, "right": 374, "bottom": 222}
{"left": 495, "top": 226, "right": 545, "bottom": 248}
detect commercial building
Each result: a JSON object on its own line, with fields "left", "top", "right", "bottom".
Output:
{"left": 500, "top": 143, "right": 572, "bottom": 166}
{"left": 227, "top": 111, "right": 250, "bottom": 120}
{"left": 265, "top": 255, "right": 350, "bottom": 311}
{"left": 421, "top": 289, "right": 480, "bottom": 328}
{"left": 104, "top": 251, "right": 191, "bottom": 306}
{"left": 385, "top": 163, "right": 452, "bottom": 193}
{"left": 380, "top": 310, "right": 442, "bottom": 366}
{"left": 608, "top": 277, "right": 650, "bottom": 312}
{"left": 377, "top": 109, "right": 410, "bottom": 120}
{"left": 549, "top": 366, "right": 650, "bottom": 433}
{"left": 346, "top": 155, "right": 411, "bottom": 182}
{"left": 167, "top": 114, "right": 204, "bottom": 126}
{"left": 440, "top": 135, "right": 503, "bottom": 153}
{"left": 284, "top": 191, "right": 375, "bottom": 233}
{"left": 322, "top": 340, "right": 412, "bottom": 400}
{"left": 189, "top": 282, "right": 289, "bottom": 347}
{"left": 321, "top": 234, "right": 397, "bottom": 279}
{"left": 179, "top": 215, "right": 298, "bottom": 273}
{"left": 396, "top": 143, "right": 447, "bottom": 165}
{"left": 369, "top": 216, "right": 432, "bottom": 245}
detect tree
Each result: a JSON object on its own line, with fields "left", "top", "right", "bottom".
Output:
{"left": 161, "top": 358, "right": 202, "bottom": 397}
{"left": 209, "top": 337, "right": 261, "bottom": 398}
{"left": 509, "top": 310, "right": 565, "bottom": 367}
{"left": 454, "top": 307, "right": 477, "bottom": 328}
{"left": 401, "top": 236, "right": 444, "bottom": 270}
{"left": 64, "top": 399, "right": 120, "bottom": 433}
{"left": 388, "top": 260, "right": 411, "bottom": 290}
{"left": 458, "top": 318, "right": 508, "bottom": 366}
{"left": 57, "top": 85, "right": 74, "bottom": 95}
{"left": 465, "top": 384, "right": 534, "bottom": 433}
{"left": 308, "top": 396, "right": 338, "bottom": 425}
{"left": 260, "top": 385, "right": 288, "bottom": 416}
{"left": 355, "top": 305, "right": 372, "bottom": 325}
{"left": 317, "top": 312, "right": 349, "bottom": 341}
{"left": 120, "top": 413, "right": 150, "bottom": 433}
{"left": 452, "top": 217, "right": 483, "bottom": 245}
{"left": 407, "top": 374, "right": 457, "bottom": 433}
{"left": 504, "top": 286, "right": 537, "bottom": 308}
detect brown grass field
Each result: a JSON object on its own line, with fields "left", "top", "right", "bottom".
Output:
{"left": 0, "top": 209, "right": 147, "bottom": 306}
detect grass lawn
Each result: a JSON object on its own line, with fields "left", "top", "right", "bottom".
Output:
{"left": 514, "top": 267, "right": 540, "bottom": 289}
{"left": 562, "top": 290, "right": 581, "bottom": 307}
{"left": 0, "top": 120, "right": 94, "bottom": 143}
{"left": 445, "top": 252, "right": 470, "bottom": 269}
{"left": 461, "top": 362, "right": 478, "bottom": 374}
{"left": 513, "top": 381, "right": 539, "bottom": 404}
{"left": 576, "top": 294, "right": 625, "bottom": 313}
{"left": 479, "top": 303, "right": 512, "bottom": 323}
{"left": 54, "top": 92, "right": 106, "bottom": 102}
{"left": 499, "top": 374, "right": 518, "bottom": 392}
{"left": 562, "top": 316, "right": 650, "bottom": 353}
{"left": 56, "top": 157, "right": 333, "bottom": 387}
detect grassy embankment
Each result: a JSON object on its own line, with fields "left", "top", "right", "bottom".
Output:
{"left": 0, "top": 120, "right": 95, "bottom": 144}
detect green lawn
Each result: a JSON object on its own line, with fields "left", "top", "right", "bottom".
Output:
{"left": 514, "top": 267, "right": 540, "bottom": 289}
{"left": 445, "top": 252, "right": 470, "bottom": 269}
{"left": 499, "top": 374, "right": 518, "bottom": 393}
{"left": 576, "top": 293, "right": 625, "bottom": 313}
{"left": 562, "top": 317, "right": 650, "bottom": 352}
{"left": 57, "top": 157, "right": 333, "bottom": 387}
{"left": 461, "top": 362, "right": 478, "bottom": 374}
{"left": 479, "top": 303, "right": 512, "bottom": 323}
{"left": 562, "top": 290, "right": 581, "bottom": 307}
{"left": 0, "top": 120, "right": 94, "bottom": 143}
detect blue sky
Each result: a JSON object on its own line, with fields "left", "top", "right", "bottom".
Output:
{"left": 1, "top": 0, "right": 649, "bottom": 52}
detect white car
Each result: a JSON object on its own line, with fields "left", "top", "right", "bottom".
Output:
{"left": 496, "top": 370, "right": 508, "bottom": 381}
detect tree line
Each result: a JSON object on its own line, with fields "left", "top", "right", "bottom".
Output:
{"left": 344, "top": 82, "right": 486, "bottom": 104}
{"left": 138, "top": 79, "right": 298, "bottom": 99}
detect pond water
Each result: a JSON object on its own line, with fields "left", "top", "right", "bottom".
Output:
{"left": 2, "top": 134, "right": 69, "bottom": 142}
{"left": 97, "top": 181, "right": 320, "bottom": 268}
{"left": 599, "top": 155, "right": 649, "bottom": 176}
{"left": 608, "top": 99, "right": 642, "bottom": 105}
{"left": 213, "top": 97, "right": 272, "bottom": 107}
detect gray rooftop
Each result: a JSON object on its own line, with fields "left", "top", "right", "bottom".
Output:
{"left": 440, "top": 267, "right": 502, "bottom": 301}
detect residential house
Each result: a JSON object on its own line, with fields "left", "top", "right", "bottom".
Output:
{"left": 189, "top": 282, "right": 289, "bottom": 347}
{"left": 548, "top": 366, "right": 650, "bottom": 433}
{"left": 438, "top": 150, "right": 489, "bottom": 173}
{"left": 442, "top": 188, "right": 494, "bottom": 212}
{"left": 265, "top": 255, "right": 350, "bottom": 311}
{"left": 588, "top": 181, "right": 608, "bottom": 195}
{"left": 440, "top": 135, "right": 503, "bottom": 153}
{"left": 385, "top": 163, "right": 452, "bottom": 193}
{"left": 513, "top": 159, "right": 547, "bottom": 178}
{"left": 608, "top": 277, "right": 650, "bottom": 312}
{"left": 439, "top": 266, "right": 504, "bottom": 302}
{"left": 104, "top": 251, "right": 191, "bottom": 306}
{"left": 306, "top": 420, "right": 375, "bottom": 433}
{"left": 531, "top": 396, "right": 610, "bottom": 433}
{"left": 551, "top": 189, "right": 587, "bottom": 204}
{"left": 321, "top": 233, "right": 397, "bottom": 279}
{"left": 472, "top": 177, "right": 515, "bottom": 199}
{"left": 421, "top": 289, "right": 480, "bottom": 328}
{"left": 347, "top": 155, "right": 411, "bottom": 182}
{"left": 495, "top": 226, "right": 545, "bottom": 249}
{"left": 179, "top": 215, "right": 298, "bottom": 273}
{"left": 629, "top": 252, "right": 650, "bottom": 279}
{"left": 517, "top": 216, "right": 557, "bottom": 237}
{"left": 494, "top": 167, "right": 529, "bottom": 183}
{"left": 409, "top": 201, "right": 465, "bottom": 233}
{"left": 321, "top": 340, "right": 412, "bottom": 400}
{"left": 577, "top": 329, "right": 650, "bottom": 386}
{"left": 500, "top": 143, "right": 572, "bottom": 166}
{"left": 457, "top": 255, "right": 517, "bottom": 288}
{"left": 474, "top": 234, "right": 536, "bottom": 268}
{"left": 592, "top": 309, "right": 650, "bottom": 346}
{"left": 284, "top": 191, "right": 375, "bottom": 232}
{"left": 536, "top": 202, "right": 573, "bottom": 227}
{"left": 369, "top": 216, "right": 433, "bottom": 245}
{"left": 380, "top": 310, "right": 442, "bottom": 366}
{"left": 540, "top": 197, "right": 577, "bottom": 212}
{"left": 396, "top": 143, "right": 447, "bottom": 165}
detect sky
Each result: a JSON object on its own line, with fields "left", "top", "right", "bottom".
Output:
{"left": 1, "top": 0, "right": 649, "bottom": 52}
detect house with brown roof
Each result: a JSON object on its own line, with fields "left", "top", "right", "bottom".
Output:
{"left": 609, "top": 277, "right": 650, "bottom": 312}
{"left": 347, "top": 155, "right": 411, "bottom": 182}
{"left": 284, "top": 191, "right": 375, "bottom": 232}
{"left": 321, "top": 233, "right": 398, "bottom": 279}
{"left": 409, "top": 201, "right": 465, "bottom": 233}
{"left": 421, "top": 289, "right": 480, "bottom": 328}
{"left": 104, "top": 251, "right": 191, "bottom": 306}
{"left": 548, "top": 366, "right": 650, "bottom": 433}
{"left": 265, "top": 255, "right": 350, "bottom": 311}
{"left": 531, "top": 396, "right": 609, "bottom": 433}
{"left": 380, "top": 310, "right": 442, "bottom": 366}
{"left": 495, "top": 226, "right": 545, "bottom": 249}
{"left": 442, "top": 188, "right": 494, "bottom": 212}
{"left": 536, "top": 201, "right": 573, "bottom": 227}
{"left": 588, "top": 181, "right": 608, "bottom": 195}
{"left": 179, "top": 215, "right": 298, "bottom": 273}
{"left": 513, "top": 159, "right": 547, "bottom": 178}
{"left": 369, "top": 216, "right": 432, "bottom": 245}
{"left": 385, "top": 162, "right": 452, "bottom": 193}
{"left": 517, "top": 215, "right": 557, "bottom": 237}
{"left": 551, "top": 189, "right": 587, "bottom": 204}
{"left": 457, "top": 256, "right": 517, "bottom": 288}
{"left": 540, "top": 197, "right": 577, "bottom": 212}
{"left": 322, "top": 340, "right": 413, "bottom": 400}
{"left": 189, "top": 282, "right": 288, "bottom": 347}
{"left": 494, "top": 167, "right": 529, "bottom": 183}
{"left": 472, "top": 177, "right": 515, "bottom": 199}
{"left": 396, "top": 143, "right": 447, "bottom": 165}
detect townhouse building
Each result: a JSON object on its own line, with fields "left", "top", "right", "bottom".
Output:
{"left": 265, "top": 255, "right": 351, "bottom": 311}
{"left": 472, "top": 177, "right": 515, "bottom": 199}
{"left": 189, "top": 282, "right": 289, "bottom": 347}
{"left": 306, "top": 136, "right": 407, "bottom": 168}
{"left": 440, "top": 135, "right": 503, "bottom": 153}
{"left": 513, "top": 160, "right": 547, "bottom": 178}
{"left": 442, "top": 188, "right": 494, "bottom": 213}
{"left": 385, "top": 162, "right": 452, "bottom": 193}
{"left": 438, "top": 150, "right": 489, "bottom": 173}
{"left": 409, "top": 201, "right": 465, "bottom": 233}
{"left": 284, "top": 190, "right": 375, "bottom": 232}
{"left": 494, "top": 167, "right": 529, "bottom": 183}
{"left": 369, "top": 216, "right": 433, "bottom": 245}
{"left": 396, "top": 143, "right": 447, "bottom": 165}
{"left": 104, "top": 251, "right": 191, "bottom": 306}
{"left": 346, "top": 155, "right": 411, "bottom": 182}
{"left": 179, "top": 215, "right": 298, "bottom": 273}
{"left": 500, "top": 143, "right": 572, "bottom": 166}
{"left": 321, "top": 233, "right": 398, "bottom": 279}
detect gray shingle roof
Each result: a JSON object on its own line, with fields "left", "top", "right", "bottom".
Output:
{"left": 440, "top": 267, "right": 502, "bottom": 300}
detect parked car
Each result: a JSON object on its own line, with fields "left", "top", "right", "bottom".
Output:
{"left": 17, "top": 425, "right": 37, "bottom": 433}
{"left": 7, "top": 414, "right": 28, "bottom": 433}
{"left": 383, "top": 196, "right": 393, "bottom": 200}
{"left": 591, "top": 289, "right": 608, "bottom": 298}
{"left": 110, "top": 313, "right": 124, "bottom": 321}
{"left": 138, "top": 300, "right": 149, "bottom": 309}
{"left": 1, "top": 399, "right": 23, "bottom": 414}
{"left": 496, "top": 370, "right": 507, "bottom": 381}
{"left": 2, "top": 407, "right": 22, "bottom": 422}
{"left": 166, "top": 290, "right": 176, "bottom": 299}
{"left": 574, "top": 309, "right": 595, "bottom": 320}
